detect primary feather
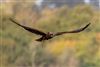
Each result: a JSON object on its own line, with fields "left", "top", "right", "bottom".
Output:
{"left": 9, "top": 18, "right": 46, "bottom": 36}
{"left": 54, "top": 23, "right": 90, "bottom": 36}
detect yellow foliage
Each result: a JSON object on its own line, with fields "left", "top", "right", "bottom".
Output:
{"left": 96, "top": 33, "right": 100, "bottom": 43}
{"left": 0, "top": 2, "right": 14, "bottom": 15}
{"left": 45, "top": 40, "right": 76, "bottom": 56}
{"left": 97, "top": 48, "right": 100, "bottom": 58}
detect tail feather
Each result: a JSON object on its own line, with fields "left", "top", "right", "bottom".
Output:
{"left": 35, "top": 37, "right": 43, "bottom": 41}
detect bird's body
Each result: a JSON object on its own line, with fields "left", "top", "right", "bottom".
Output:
{"left": 9, "top": 18, "right": 90, "bottom": 42}
{"left": 36, "top": 32, "right": 53, "bottom": 41}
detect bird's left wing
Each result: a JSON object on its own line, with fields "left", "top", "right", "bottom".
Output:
{"left": 54, "top": 23, "right": 90, "bottom": 36}
{"left": 9, "top": 18, "right": 46, "bottom": 36}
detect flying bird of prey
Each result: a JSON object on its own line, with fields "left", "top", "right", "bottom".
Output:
{"left": 10, "top": 18, "right": 90, "bottom": 42}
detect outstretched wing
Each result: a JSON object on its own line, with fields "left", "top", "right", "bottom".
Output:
{"left": 9, "top": 18, "right": 46, "bottom": 36}
{"left": 54, "top": 23, "right": 90, "bottom": 36}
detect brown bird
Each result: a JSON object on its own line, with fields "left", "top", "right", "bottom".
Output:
{"left": 10, "top": 18, "right": 90, "bottom": 42}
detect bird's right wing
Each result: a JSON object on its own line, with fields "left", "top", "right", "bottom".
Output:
{"left": 54, "top": 23, "right": 90, "bottom": 36}
{"left": 9, "top": 18, "right": 46, "bottom": 36}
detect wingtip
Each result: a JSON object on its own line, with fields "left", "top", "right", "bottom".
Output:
{"left": 9, "top": 17, "right": 13, "bottom": 20}
{"left": 86, "top": 22, "right": 91, "bottom": 28}
{"left": 9, "top": 17, "right": 23, "bottom": 27}
{"left": 87, "top": 23, "right": 91, "bottom": 26}
{"left": 9, "top": 17, "right": 15, "bottom": 23}
{"left": 82, "top": 22, "right": 91, "bottom": 31}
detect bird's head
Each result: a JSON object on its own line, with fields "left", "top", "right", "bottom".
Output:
{"left": 47, "top": 32, "right": 54, "bottom": 37}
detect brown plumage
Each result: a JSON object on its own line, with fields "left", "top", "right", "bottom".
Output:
{"left": 10, "top": 18, "right": 90, "bottom": 42}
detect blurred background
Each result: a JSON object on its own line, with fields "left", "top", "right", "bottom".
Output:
{"left": 0, "top": 0, "right": 100, "bottom": 67}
